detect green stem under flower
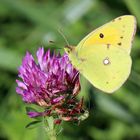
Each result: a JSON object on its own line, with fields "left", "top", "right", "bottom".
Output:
{"left": 43, "top": 116, "right": 57, "bottom": 140}
{"left": 47, "top": 129, "right": 56, "bottom": 140}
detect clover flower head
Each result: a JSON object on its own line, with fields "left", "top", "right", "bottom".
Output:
{"left": 16, "top": 47, "right": 85, "bottom": 123}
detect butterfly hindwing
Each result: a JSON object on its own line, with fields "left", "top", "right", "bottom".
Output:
{"left": 77, "top": 44, "right": 131, "bottom": 93}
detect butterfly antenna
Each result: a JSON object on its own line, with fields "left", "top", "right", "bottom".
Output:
{"left": 57, "top": 28, "right": 70, "bottom": 46}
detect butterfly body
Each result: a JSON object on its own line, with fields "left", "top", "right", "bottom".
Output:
{"left": 65, "top": 15, "right": 136, "bottom": 93}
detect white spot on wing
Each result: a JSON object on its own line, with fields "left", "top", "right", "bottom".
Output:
{"left": 103, "top": 57, "right": 110, "bottom": 65}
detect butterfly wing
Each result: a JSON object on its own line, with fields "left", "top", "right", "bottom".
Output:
{"left": 68, "top": 15, "right": 136, "bottom": 93}
{"left": 76, "top": 44, "right": 131, "bottom": 93}
{"left": 77, "top": 15, "right": 136, "bottom": 54}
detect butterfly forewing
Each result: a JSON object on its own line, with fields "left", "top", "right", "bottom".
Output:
{"left": 77, "top": 15, "right": 136, "bottom": 54}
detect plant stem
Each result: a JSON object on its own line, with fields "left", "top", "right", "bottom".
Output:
{"left": 43, "top": 116, "right": 57, "bottom": 140}
{"left": 47, "top": 129, "right": 56, "bottom": 140}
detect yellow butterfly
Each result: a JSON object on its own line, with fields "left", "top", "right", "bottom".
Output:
{"left": 64, "top": 15, "right": 137, "bottom": 93}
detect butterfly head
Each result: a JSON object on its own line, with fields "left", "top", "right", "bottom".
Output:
{"left": 64, "top": 45, "right": 79, "bottom": 67}
{"left": 64, "top": 45, "right": 74, "bottom": 54}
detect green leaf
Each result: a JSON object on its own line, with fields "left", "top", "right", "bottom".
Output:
{"left": 25, "top": 121, "right": 42, "bottom": 129}
{"left": 25, "top": 107, "right": 38, "bottom": 113}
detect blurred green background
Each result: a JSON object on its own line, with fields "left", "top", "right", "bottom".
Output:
{"left": 0, "top": 0, "right": 140, "bottom": 140}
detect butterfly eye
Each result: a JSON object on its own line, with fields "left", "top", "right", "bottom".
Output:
{"left": 65, "top": 46, "right": 73, "bottom": 54}
{"left": 99, "top": 33, "right": 104, "bottom": 38}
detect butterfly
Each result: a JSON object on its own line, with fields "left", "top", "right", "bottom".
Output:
{"left": 64, "top": 15, "right": 137, "bottom": 93}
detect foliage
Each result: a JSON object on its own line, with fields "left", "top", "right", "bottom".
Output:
{"left": 0, "top": 0, "right": 140, "bottom": 140}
